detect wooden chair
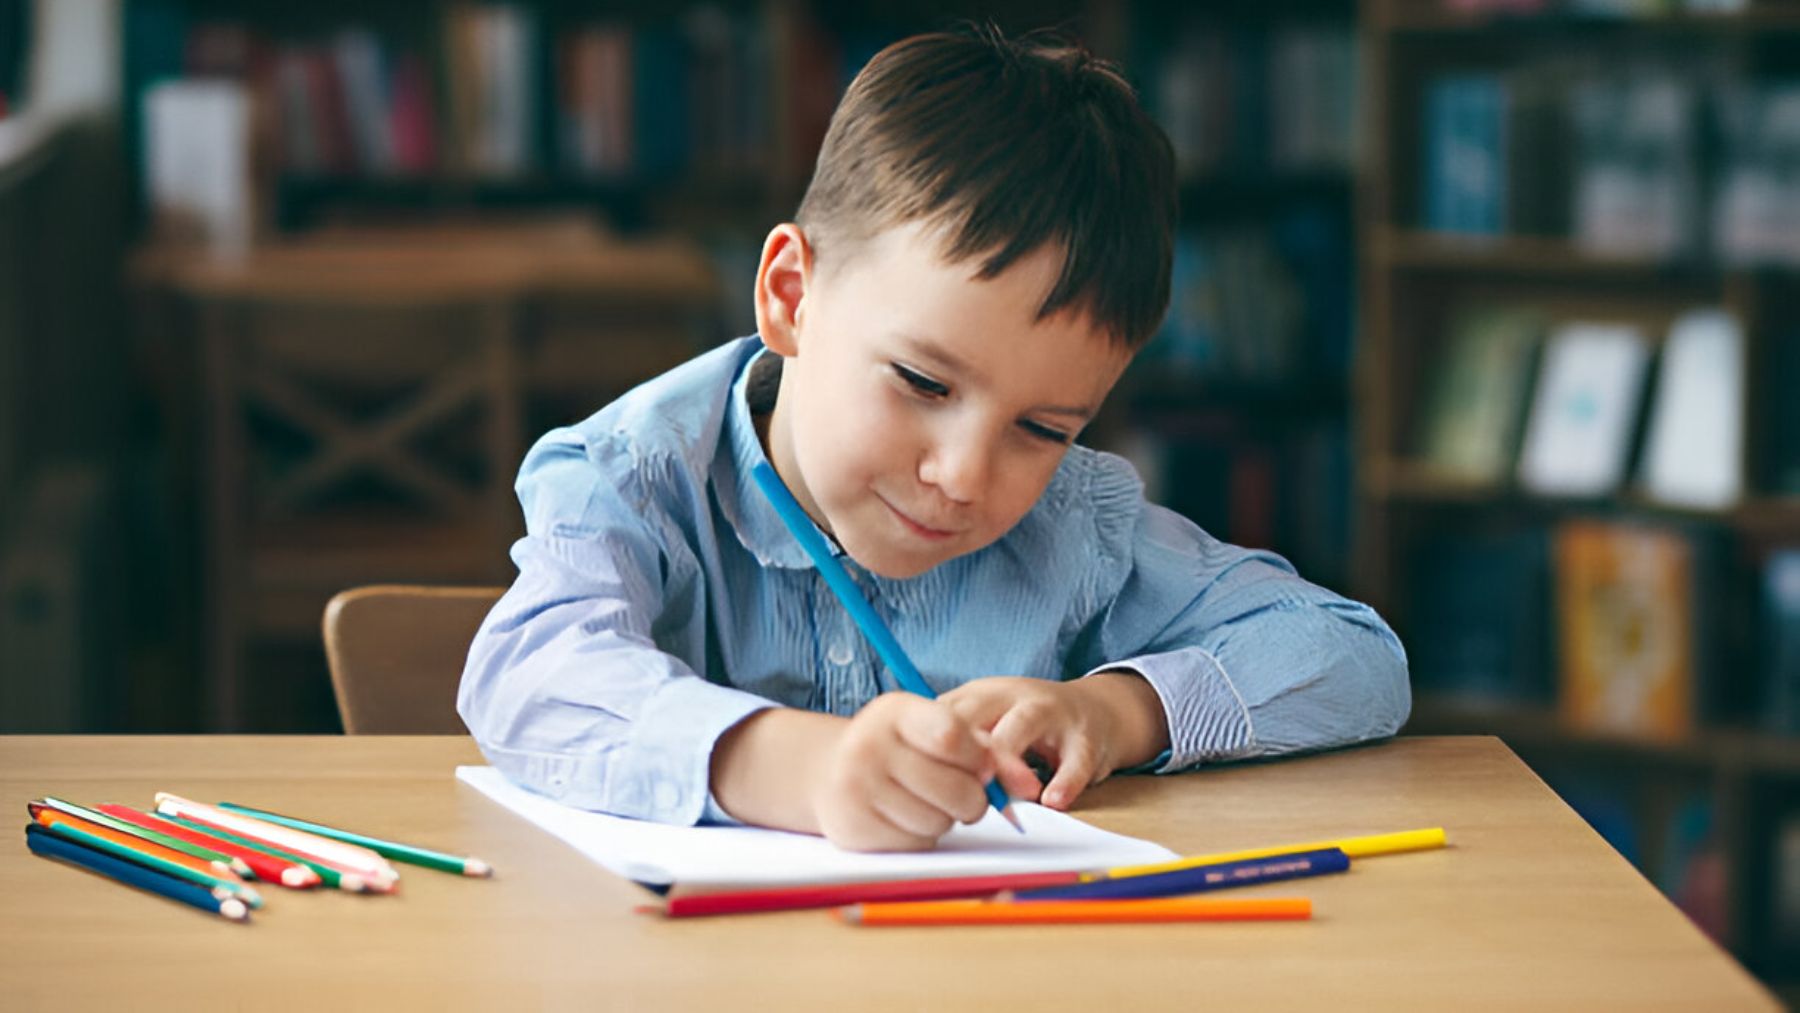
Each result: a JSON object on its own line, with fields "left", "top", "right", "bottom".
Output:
{"left": 322, "top": 584, "right": 503, "bottom": 734}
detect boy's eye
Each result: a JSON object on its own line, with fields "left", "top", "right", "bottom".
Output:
{"left": 891, "top": 363, "right": 949, "bottom": 397}
{"left": 1020, "top": 420, "right": 1072, "bottom": 445}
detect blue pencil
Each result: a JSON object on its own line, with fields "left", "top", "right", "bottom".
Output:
{"left": 1010, "top": 847, "right": 1350, "bottom": 901}
{"left": 25, "top": 822, "right": 251, "bottom": 921}
{"left": 749, "top": 461, "right": 1022, "bottom": 832}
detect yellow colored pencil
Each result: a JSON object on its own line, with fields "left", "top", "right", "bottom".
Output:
{"left": 1094, "top": 827, "right": 1446, "bottom": 881}
{"left": 838, "top": 896, "right": 1312, "bottom": 926}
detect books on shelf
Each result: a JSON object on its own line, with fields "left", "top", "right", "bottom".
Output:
{"left": 1765, "top": 550, "right": 1800, "bottom": 737}
{"left": 1407, "top": 526, "right": 1552, "bottom": 703}
{"left": 1639, "top": 309, "right": 1744, "bottom": 511}
{"left": 1553, "top": 520, "right": 1698, "bottom": 740}
{"left": 1714, "top": 83, "right": 1800, "bottom": 267}
{"left": 1517, "top": 322, "right": 1650, "bottom": 498}
{"left": 1155, "top": 25, "right": 1356, "bottom": 177}
{"left": 141, "top": 78, "right": 255, "bottom": 258}
{"left": 1414, "top": 305, "right": 1543, "bottom": 485}
{"left": 1570, "top": 71, "right": 1700, "bottom": 259}
{"left": 1423, "top": 74, "right": 1508, "bottom": 236}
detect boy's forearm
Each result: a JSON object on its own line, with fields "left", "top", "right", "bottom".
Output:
{"left": 708, "top": 707, "right": 846, "bottom": 833}
{"left": 1075, "top": 670, "right": 1171, "bottom": 772}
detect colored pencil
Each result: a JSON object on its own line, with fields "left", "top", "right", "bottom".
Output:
{"left": 155, "top": 793, "right": 398, "bottom": 885}
{"left": 838, "top": 896, "right": 1312, "bottom": 926}
{"left": 31, "top": 797, "right": 253, "bottom": 878}
{"left": 1012, "top": 848, "right": 1349, "bottom": 902}
{"left": 216, "top": 802, "right": 492, "bottom": 877}
{"left": 750, "top": 460, "right": 1020, "bottom": 832}
{"left": 1095, "top": 827, "right": 1447, "bottom": 881}
{"left": 36, "top": 817, "right": 263, "bottom": 907}
{"left": 97, "top": 804, "right": 321, "bottom": 889}
{"left": 158, "top": 814, "right": 381, "bottom": 894}
{"left": 664, "top": 869, "right": 1087, "bottom": 918}
{"left": 26, "top": 824, "right": 250, "bottom": 922}
{"left": 32, "top": 807, "right": 251, "bottom": 888}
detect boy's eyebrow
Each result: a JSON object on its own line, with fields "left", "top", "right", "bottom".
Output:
{"left": 892, "top": 331, "right": 1099, "bottom": 420}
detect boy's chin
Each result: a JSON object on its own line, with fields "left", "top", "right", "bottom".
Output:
{"left": 844, "top": 540, "right": 959, "bottom": 581}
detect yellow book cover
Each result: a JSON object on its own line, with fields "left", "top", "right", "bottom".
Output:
{"left": 1554, "top": 521, "right": 1694, "bottom": 739}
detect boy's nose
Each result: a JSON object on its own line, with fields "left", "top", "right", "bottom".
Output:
{"left": 919, "top": 436, "right": 990, "bottom": 505}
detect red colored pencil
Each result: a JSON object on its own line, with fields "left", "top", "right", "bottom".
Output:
{"left": 161, "top": 809, "right": 399, "bottom": 893}
{"left": 662, "top": 870, "right": 1086, "bottom": 918}
{"left": 96, "top": 803, "right": 321, "bottom": 889}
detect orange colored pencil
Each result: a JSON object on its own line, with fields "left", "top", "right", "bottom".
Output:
{"left": 34, "top": 809, "right": 249, "bottom": 887}
{"left": 837, "top": 896, "right": 1312, "bottom": 926}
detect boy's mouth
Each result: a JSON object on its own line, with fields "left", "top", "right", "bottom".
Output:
{"left": 878, "top": 496, "right": 957, "bottom": 540}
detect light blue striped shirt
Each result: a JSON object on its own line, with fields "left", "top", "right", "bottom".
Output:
{"left": 458, "top": 336, "right": 1410, "bottom": 825}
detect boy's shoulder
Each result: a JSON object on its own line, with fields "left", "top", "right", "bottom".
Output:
{"left": 1016, "top": 443, "right": 1148, "bottom": 563}
{"left": 569, "top": 336, "right": 762, "bottom": 467}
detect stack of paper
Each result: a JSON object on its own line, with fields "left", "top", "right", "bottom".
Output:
{"left": 455, "top": 766, "right": 1177, "bottom": 889}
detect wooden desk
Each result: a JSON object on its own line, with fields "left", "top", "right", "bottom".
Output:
{"left": 0, "top": 736, "right": 1777, "bottom": 1010}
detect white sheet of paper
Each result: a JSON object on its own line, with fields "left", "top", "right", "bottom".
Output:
{"left": 456, "top": 765, "right": 1177, "bottom": 888}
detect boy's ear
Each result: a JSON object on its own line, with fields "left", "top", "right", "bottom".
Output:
{"left": 753, "top": 223, "right": 812, "bottom": 357}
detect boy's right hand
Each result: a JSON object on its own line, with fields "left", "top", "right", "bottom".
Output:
{"left": 810, "top": 692, "right": 997, "bottom": 852}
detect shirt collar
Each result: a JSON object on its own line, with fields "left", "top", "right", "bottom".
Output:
{"left": 713, "top": 342, "right": 819, "bottom": 570}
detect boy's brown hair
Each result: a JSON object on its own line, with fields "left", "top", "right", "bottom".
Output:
{"left": 795, "top": 25, "right": 1177, "bottom": 351}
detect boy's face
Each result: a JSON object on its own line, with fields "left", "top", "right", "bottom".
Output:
{"left": 756, "top": 220, "right": 1131, "bottom": 580}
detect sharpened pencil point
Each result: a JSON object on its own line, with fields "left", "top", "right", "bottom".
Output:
{"left": 1000, "top": 806, "right": 1024, "bottom": 834}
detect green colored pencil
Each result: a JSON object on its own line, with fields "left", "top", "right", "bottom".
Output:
{"left": 39, "top": 819, "right": 263, "bottom": 908}
{"left": 218, "top": 802, "right": 493, "bottom": 877}
{"left": 160, "top": 814, "right": 372, "bottom": 893}
{"left": 34, "top": 797, "right": 254, "bottom": 878}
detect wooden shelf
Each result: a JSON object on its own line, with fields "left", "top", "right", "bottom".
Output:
{"left": 1378, "top": 3, "right": 1800, "bottom": 35}
{"left": 1368, "top": 458, "right": 1800, "bottom": 533}
{"left": 1370, "top": 229, "right": 1736, "bottom": 282}
{"left": 1407, "top": 694, "right": 1800, "bottom": 777}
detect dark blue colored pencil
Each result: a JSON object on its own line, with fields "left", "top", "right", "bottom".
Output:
{"left": 1010, "top": 847, "right": 1350, "bottom": 901}
{"left": 25, "top": 822, "right": 251, "bottom": 921}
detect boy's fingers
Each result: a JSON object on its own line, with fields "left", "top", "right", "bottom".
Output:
{"left": 1040, "top": 741, "right": 1099, "bottom": 810}
{"left": 895, "top": 700, "right": 989, "bottom": 774}
{"left": 993, "top": 754, "right": 1044, "bottom": 803}
{"left": 870, "top": 775, "right": 958, "bottom": 840}
{"left": 889, "top": 748, "right": 991, "bottom": 826}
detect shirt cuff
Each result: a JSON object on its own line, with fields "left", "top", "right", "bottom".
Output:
{"left": 607, "top": 675, "right": 775, "bottom": 825}
{"left": 1080, "top": 647, "right": 1253, "bottom": 773}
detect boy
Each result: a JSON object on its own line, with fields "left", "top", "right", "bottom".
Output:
{"left": 458, "top": 28, "right": 1409, "bottom": 852}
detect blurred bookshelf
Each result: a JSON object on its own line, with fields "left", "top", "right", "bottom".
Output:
{"left": 1360, "top": 0, "right": 1800, "bottom": 989}
{"left": 114, "top": 0, "right": 1371, "bottom": 734}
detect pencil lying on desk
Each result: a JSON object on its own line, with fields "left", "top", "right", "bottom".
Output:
{"left": 155, "top": 793, "right": 399, "bottom": 888}
{"left": 25, "top": 823, "right": 250, "bottom": 923}
{"left": 662, "top": 870, "right": 1088, "bottom": 918}
{"left": 30, "top": 797, "right": 253, "bottom": 878}
{"left": 96, "top": 804, "right": 322, "bottom": 888}
{"left": 1095, "top": 827, "right": 1446, "bottom": 881}
{"left": 216, "top": 801, "right": 492, "bottom": 877}
{"left": 159, "top": 814, "right": 378, "bottom": 893}
{"left": 1011, "top": 848, "right": 1349, "bottom": 902}
{"left": 30, "top": 814, "right": 263, "bottom": 907}
{"left": 838, "top": 896, "right": 1312, "bottom": 926}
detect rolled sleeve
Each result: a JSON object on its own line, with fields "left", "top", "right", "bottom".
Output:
{"left": 458, "top": 427, "right": 776, "bottom": 825}
{"left": 1082, "top": 503, "right": 1411, "bottom": 770}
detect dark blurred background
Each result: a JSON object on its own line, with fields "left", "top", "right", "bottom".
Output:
{"left": 1, "top": 0, "right": 1798, "bottom": 995}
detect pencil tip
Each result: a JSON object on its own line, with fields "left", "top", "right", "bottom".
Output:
{"left": 1002, "top": 807, "right": 1025, "bottom": 834}
{"left": 464, "top": 858, "right": 493, "bottom": 877}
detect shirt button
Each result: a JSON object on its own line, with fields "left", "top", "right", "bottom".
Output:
{"left": 827, "top": 641, "right": 854, "bottom": 666}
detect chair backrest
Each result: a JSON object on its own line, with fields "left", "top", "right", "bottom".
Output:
{"left": 323, "top": 584, "right": 503, "bottom": 734}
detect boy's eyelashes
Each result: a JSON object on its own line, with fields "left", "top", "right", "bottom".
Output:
{"left": 888, "top": 362, "right": 1072, "bottom": 445}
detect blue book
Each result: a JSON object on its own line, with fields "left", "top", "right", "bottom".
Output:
{"left": 1424, "top": 75, "right": 1508, "bottom": 235}
{"left": 1765, "top": 550, "right": 1800, "bottom": 735}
